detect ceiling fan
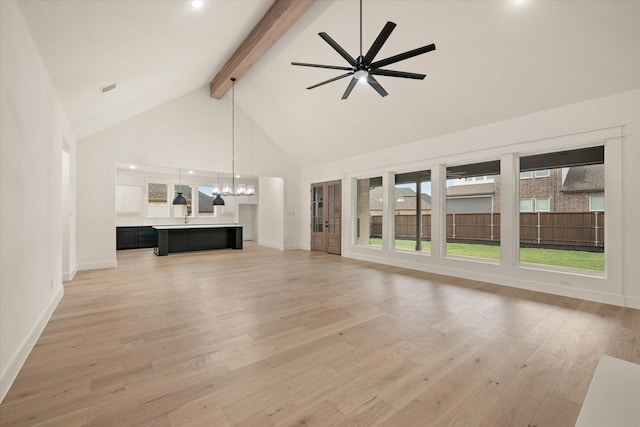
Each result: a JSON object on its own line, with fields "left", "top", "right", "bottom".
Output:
{"left": 291, "top": 0, "right": 436, "bottom": 100}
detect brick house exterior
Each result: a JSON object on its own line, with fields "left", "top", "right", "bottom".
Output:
{"left": 450, "top": 164, "right": 604, "bottom": 213}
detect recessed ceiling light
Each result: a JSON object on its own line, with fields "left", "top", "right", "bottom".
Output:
{"left": 188, "top": 170, "right": 194, "bottom": 174}
{"left": 191, "top": 0, "right": 204, "bottom": 10}
{"left": 129, "top": 164, "right": 136, "bottom": 170}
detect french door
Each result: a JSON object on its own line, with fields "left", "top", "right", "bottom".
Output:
{"left": 310, "top": 180, "right": 341, "bottom": 255}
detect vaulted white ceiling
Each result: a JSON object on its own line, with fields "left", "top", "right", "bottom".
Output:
{"left": 17, "top": 0, "right": 640, "bottom": 167}
{"left": 17, "top": 0, "right": 273, "bottom": 138}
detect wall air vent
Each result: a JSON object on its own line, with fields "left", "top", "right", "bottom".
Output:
{"left": 100, "top": 83, "right": 117, "bottom": 94}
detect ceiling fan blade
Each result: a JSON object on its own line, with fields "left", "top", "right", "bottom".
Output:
{"left": 341, "top": 78, "right": 358, "bottom": 100}
{"left": 291, "top": 62, "right": 353, "bottom": 71}
{"left": 371, "top": 43, "right": 436, "bottom": 69}
{"left": 319, "top": 32, "right": 358, "bottom": 67}
{"left": 370, "top": 69, "right": 426, "bottom": 80}
{"left": 363, "top": 21, "right": 396, "bottom": 64}
{"left": 306, "top": 72, "right": 353, "bottom": 90}
{"left": 367, "top": 75, "right": 389, "bottom": 97}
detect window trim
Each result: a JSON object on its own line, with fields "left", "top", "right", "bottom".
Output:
{"left": 343, "top": 131, "right": 620, "bottom": 285}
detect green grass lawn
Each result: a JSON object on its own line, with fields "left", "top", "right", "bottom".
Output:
{"left": 369, "top": 238, "right": 604, "bottom": 271}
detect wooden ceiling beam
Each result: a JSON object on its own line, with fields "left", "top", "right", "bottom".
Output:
{"left": 209, "top": 0, "right": 314, "bottom": 99}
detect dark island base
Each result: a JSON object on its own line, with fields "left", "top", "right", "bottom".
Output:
{"left": 154, "top": 226, "right": 242, "bottom": 256}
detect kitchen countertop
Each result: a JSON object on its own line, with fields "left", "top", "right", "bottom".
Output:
{"left": 152, "top": 224, "right": 241, "bottom": 230}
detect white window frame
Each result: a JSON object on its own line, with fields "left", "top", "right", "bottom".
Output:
{"left": 520, "top": 171, "right": 533, "bottom": 179}
{"left": 534, "top": 169, "right": 550, "bottom": 178}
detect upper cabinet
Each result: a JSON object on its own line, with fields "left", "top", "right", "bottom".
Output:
{"left": 116, "top": 185, "right": 142, "bottom": 214}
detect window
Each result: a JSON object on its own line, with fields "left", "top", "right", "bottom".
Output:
{"left": 519, "top": 146, "right": 604, "bottom": 271}
{"left": 535, "top": 198, "right": 550, "bottom": 212}
{"left": 446, "top": 160, "right": 500, "bottom": 261}
{"left": 148, "top": 183, "right": 169, "bottom": 218}
{"left": 356, "top": 177, "right": 382, "bottom": 247}
{"left": 520, "top": 171, "right": 533, "bottom": 179}
{"left": 521, "top": 170, "right": 549, "bottom": 178}
{"left": 174, "top": 184, "right": 192, "bottom": 216}
{"left": 589, "top": 195, "right": 605, "bottom": 212}
{"left": 520, "top": 198, "right": 533, "bottom": 212}
{"left": 394, "top": 170, "right": 431, "bottom": 252}
{"left": 198, "top": 186, "right": 214, "bottom": 216}
{"left": 312, "top": 186, "right": 323, "bottom": 233}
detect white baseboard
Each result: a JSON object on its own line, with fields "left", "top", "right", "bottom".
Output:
{"left": 624, "top": 295, "right": 640, "bottom": 310}
{"left": 0, "top": 286, "right": 64, "bottom": 403}
{"left": 258, "top": 241, "right": 284, "bottom": 250}
{"left": 76, "top": 260, "right": 117, "bottom": 271}
{"left": 62, "top": 266, "right": 77, "bottom": 281}
{"left": 342, "top": 250, "right": 626, "bottom": 308}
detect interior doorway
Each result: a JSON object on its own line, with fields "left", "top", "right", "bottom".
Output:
{"left": 61, "top": 146, "right": 72, "bottom": 280}
{"left": 310, "top": 180, "right": 341, "bottom": 255}
{"left": 238, "top": 204, "right": 257, "bottom": 241}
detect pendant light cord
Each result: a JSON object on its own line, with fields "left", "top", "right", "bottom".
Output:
{"left": 231, "top": 77, "right": 236, "bottom": 194}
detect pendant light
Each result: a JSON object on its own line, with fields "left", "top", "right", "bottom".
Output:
{"left": 212, "top": 172, "right": 225, "bottom": 206}
{"left": 212, "top": 77, "right": 253, "bottom": 205}
{"left": 230, "top": 77, "right": 237, "bottom": 196}
{"left": 172, "top": 168, "right": 187, "bottom": 205}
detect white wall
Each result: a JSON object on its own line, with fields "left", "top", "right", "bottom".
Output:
{"left": 61, "top": 145, "right": 76, "bottom": 281}
{"left": 0, "top": 0, "right": 76, "bottom": 401}
{"left": 300, "top": 89, "right": 640, "bottom": 309}
{"left": 258, "top": 177, "right": 285, "bottom": 249}
{"left": 77, "top": 88, "right": 299, "bottom": 269}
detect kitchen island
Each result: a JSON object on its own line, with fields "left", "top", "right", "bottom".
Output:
{"left": 152, "top": 224, "right": 242, "bottom": 256}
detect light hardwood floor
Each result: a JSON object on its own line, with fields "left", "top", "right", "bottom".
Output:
{"left": 1, "top": 244, "right": 639, "bottom": 426}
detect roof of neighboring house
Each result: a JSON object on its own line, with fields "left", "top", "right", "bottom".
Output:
{"left": 446, "top": 182, "right": 495, "bottom": 197}
{"left": 199, "top": 191, "right": 213, "bottom": 212}
{"left": 561, "top": 164, "right": 604, "bottom": 192}
{"left": 369, "top": 187, "right": 432, "bottom": 211}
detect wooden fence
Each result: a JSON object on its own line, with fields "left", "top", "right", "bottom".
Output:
{"left": 370, "top": 212, "right": 604, "bottom": 249}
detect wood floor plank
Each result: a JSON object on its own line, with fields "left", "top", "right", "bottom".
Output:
{"left": 528, "top": 393, "right": 582, "bottom": 427}
{"left": 1, "top": 244, "right": 638, "bottom": 426}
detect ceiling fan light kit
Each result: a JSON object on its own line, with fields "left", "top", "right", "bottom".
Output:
{"left": 292, "top": 0, "right": 436, "bottom": 99}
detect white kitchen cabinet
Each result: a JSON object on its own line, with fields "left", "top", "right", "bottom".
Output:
{"left": 116, "top": 185, "right": 142, "bottom": 214}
